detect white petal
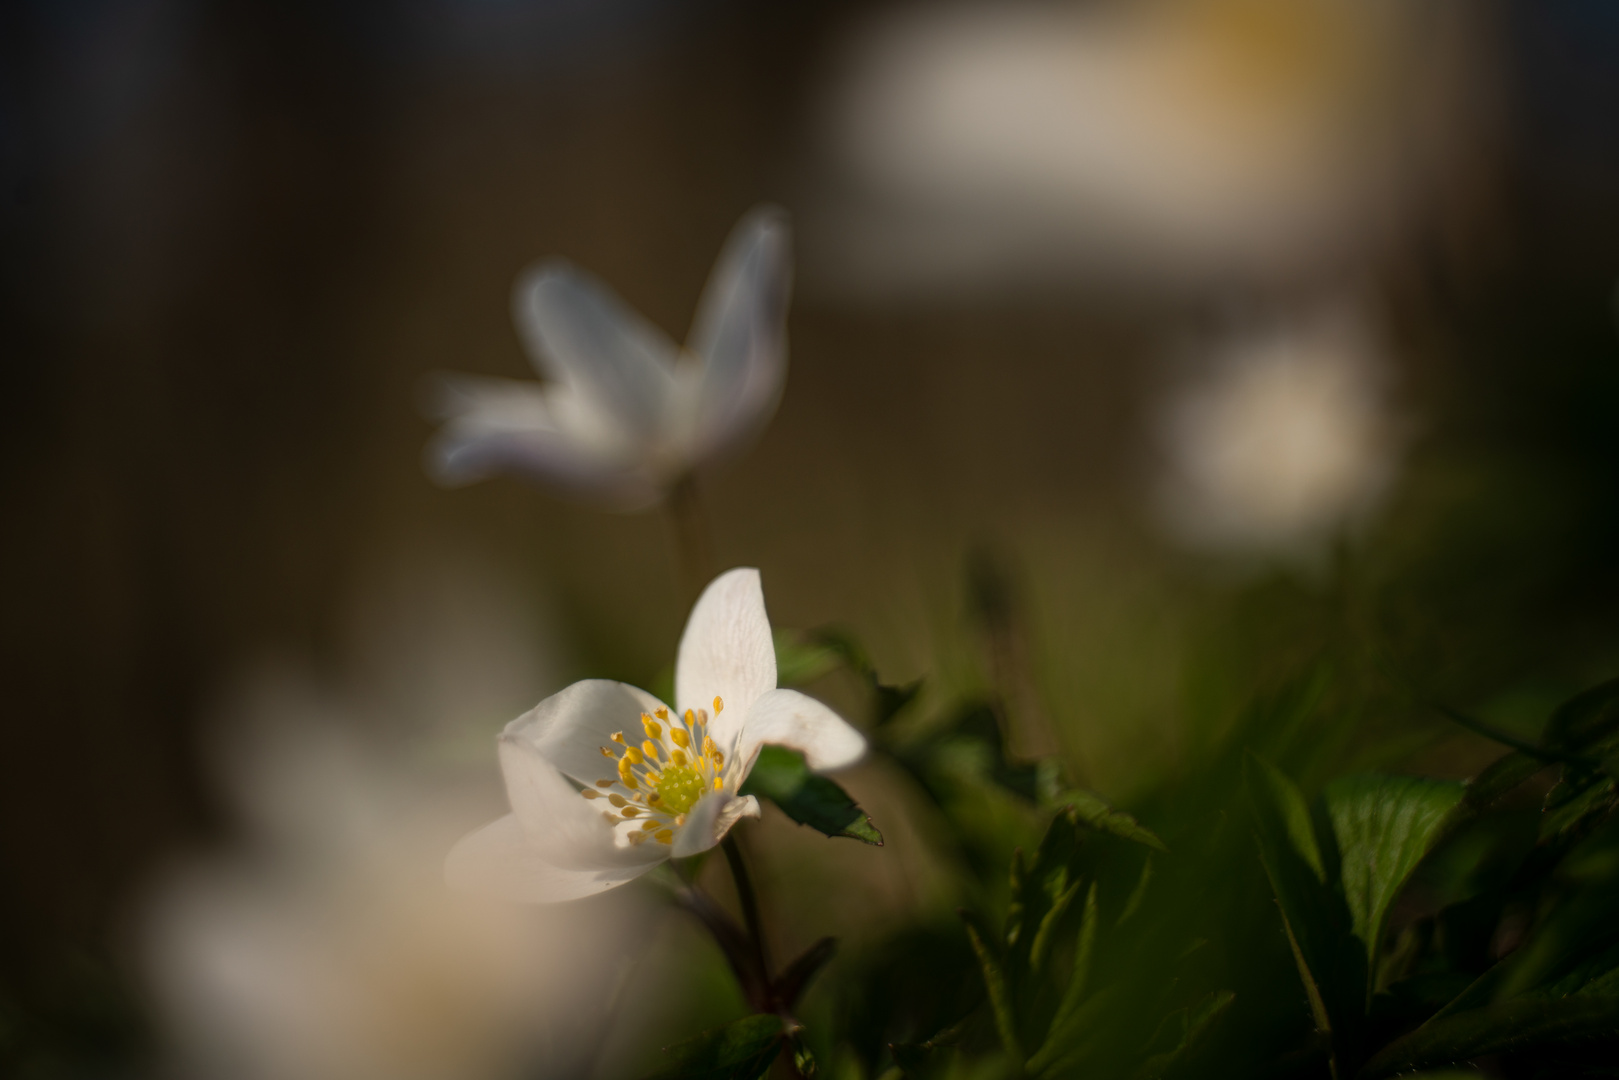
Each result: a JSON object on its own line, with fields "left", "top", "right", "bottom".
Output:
{"left": 513, "top": 261, "right": 680, "bottom": 435}
{"left": 497, "top": 728, "right": 665, "bottom": 873}
{"left": 446, "top": 814, "right": 663, "bottom": 903}
{"left": 735, "top": 688, "right": 866, "bottom": 777}
{"left": 686, "top": 206, "right": 792, "bottom": 456}
{"left": 503, "top": 680, "right": 672, "bottom": 792}
{"left": 675, "top": 569, "right": 777, "bottom": 748}
{"left": 423, "top": 374, "right": 662, "bottom": 504}
{"left": 669, "top": 793, "right": 761, "bottom": 858}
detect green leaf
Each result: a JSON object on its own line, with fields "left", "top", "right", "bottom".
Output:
{"left": 1463, "top": 751, "right": 1546, "bottom": 811}
{"left": 804, "top": 628, "right": 921, "bottom": 726}
{"left": 1244, "top": 754, "right": 1367, "bottom": 1070}
{"left": 1545, "top": 676, "right": 1619, "bottom": 754}
{"left": 741, "top": 746, "right": 883, "bottom": 845}
{"left": 961, "top": 911, "right": 1023, "bottom": 1062}
{"left": 1006, "top": 808, "right": 1084, "bottom": 978}
{"left": 1055, "top": 789, "right": 1169, "bottom": 853}
{"left": 774, "top": 630, "right": 842, "bottom": 687}
{"left": 1038, "top": 882, "right": 1100, "bottom": 1064}
{"left": 1323, "top": 775, "right": 1466, "bottom": 988}
{"left": 644, "top": 1014, "right": 785, "bottom": 1080}
{"left": 1133, "top": 990, "right": 1236, "bottom": 1080}
{"left": 1359, "top": 996, "right": 1619, "bottom": 1077}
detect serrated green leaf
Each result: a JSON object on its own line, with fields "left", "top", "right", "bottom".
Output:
{"left": 1245, "top": 754, "right": 1366, "bottom": 1072}
{"left": 1028, "top": 986, "right": 1121, "bottom": 1077}
{"left": 1358, "top": 996, "right": 1619, "bottom": 1077}
{"left": 1133, "top": 990, "right": 1236, "bottom": 1080}
{"left": 1323, "top": 775, "right": 1466, "bottom": 990}
{"left": 1056, "top": 789, "right": 1168, "bottom": 853}
{"left": 644, "top": 1014, "right": 784, "bottom": 1080}
{"left": 741, "top": 746, "right": 883, "bottom": 845}
{"left": 1006, "top": 807, "right": 1084, "bottom": 982}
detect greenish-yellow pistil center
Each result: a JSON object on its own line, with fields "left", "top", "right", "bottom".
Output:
{"left": 656, "top": 765, "right": 705, "bottom": 816}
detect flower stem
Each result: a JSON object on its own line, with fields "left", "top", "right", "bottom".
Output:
{"left": 666, "top": 473, "right": 716, "bottom": 601}
{"left": 722, "top": 833, "right": 773, "bottom": 997}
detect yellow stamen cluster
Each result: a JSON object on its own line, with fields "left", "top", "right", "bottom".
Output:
{"left": 582, "top": 700, "right": 730, "bottom": 845}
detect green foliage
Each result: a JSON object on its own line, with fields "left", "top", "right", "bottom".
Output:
{"left": 1323, "top": 775, "right": 1465, "bottom": 986}
{"left": 741, "top": 746, "right": 883, "bottom": 845}
{"left": 643, "top": 1015, "right": 786, "bottom": 1080}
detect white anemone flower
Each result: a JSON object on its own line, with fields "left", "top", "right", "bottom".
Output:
{"left": 447, "top": 568, "right": 865, "bottom": 902}
{"left": 428, "top": 207, "right": 792, "bottom": 509}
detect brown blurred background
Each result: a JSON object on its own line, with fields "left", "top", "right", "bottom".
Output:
{"left": 5, "top": 0, "right": 1619, "bottom": 1075}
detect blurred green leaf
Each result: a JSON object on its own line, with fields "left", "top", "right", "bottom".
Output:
{"left": 1035, "top": 882, "right": 1099, "bottom": 1072}
{"left": 1359, "top": 997, "right": 1619, "bottom": 1078}
{"left": 804, "top": 628, "right": 921, "bottom": 726}
{"left": 1245, "top": 754, "right": 1367, "bottom": 1072}
{"left": 774, "top": 630, "right": 842, "bottom": 687}
{"left": 1545, "top": 677, "right": 1619, "bottom": 754}
{"left": 741, "top": 746, "right": 882, "bottom": 845}
{"left": 774, "top": 937, "right": 837, "bottom": 1009}
{"left": 1323, "top": 775, "right": 1465, "bottom": 986}
{"left": 644, "top": 1014, "right": 784, "bottom": 1080}
{"left": 1055, "top": 789, "right": 1168, "bottom": 853}
{"left": 961, "top": 911, "right": 1022, "bottom": 1061}
{"left": 1132, "top": 990, "right": 1235, "bottom": 1080}
{"left": 1463, "top": 751, "right": 1546, "bottom": 811}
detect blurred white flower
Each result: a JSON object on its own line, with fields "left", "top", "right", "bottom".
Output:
{"left": 447, "top": 568, "right": 866, "bottom": 902}
{"left": 1153, "top": 298, "right": 1400, "bottom": 558}
{"left": 141, "top": 549, "right": 632, "bottom": 1080}
{"left": 816, "top": 0, "right": 1482, "bottom": 293}
{"left": 428, "top": 206, "right": 792, "bottom": 508}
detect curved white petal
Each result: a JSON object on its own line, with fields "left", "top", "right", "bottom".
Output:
{"left": 446, "top": 814, "right": 663, "bottom": 903}
{"left": 504, "top": 680, "right": 671, "bottom": 791}
{"left": 497, "top": 735, "right": 659, "bottom": 872}
{"left": 736, "top": 688, "right": 866, "bottom": 777}
{"left": 686, "top": 206, "right": 792, "bottom": 457}
{"left": 513, "top": 261, "right": 680, "bottom": 435}
{"left": 675, "top": 569, "right": 777, "bottom": 747}
{"left": 669, "top": 793, "right": 761, "bottom": 858}
{"left": 424, "top": 374, "right": 662, "bottom": 504}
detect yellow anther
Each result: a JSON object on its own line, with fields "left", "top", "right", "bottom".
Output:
{"left": 611, "top": 732, "right": 626, "bottom": 744}
{"left": 599, "top": 746, "right": 614, "bottom": 758}
{"left": 671, "top": 747, "right": 689, "bottom": 767}
{"left": 624, "top": 747, "right": 644, "bottom": 765}
{"left": 641, "top": 740, "right": 661, "bottom": 761}
{"left": 714, "top": 696, "right": 724, "bottom": 714}
{"left": 655, "top": 708, "right": 668, "bottom": 720}
{"left": 581, "top": 789, "right": 600, "bottom": 799}
{"left": 675, "top": 814, "right": 687, "bottom": 827}
{"left": 617, "top": 758, "right": 638, "bottom": 789}
{"left": 642, "top": 714, "right": 661, "bottom": 739}
{"left": 595, "top": 779, "right": 613, "bottom": 787}
{"left": 622, "top": 807, "right": 640, "bottom": 818}
{"left": 684, "top": 709, "right": 695, "bottom": 724}
{"left": 670, "top": 727, "right": 691, "bottom": 749}
{"left": 714, "top": 777, "right": 724, "bottom": 790}
{"left": 608, "top": 794, "right": 627, "bottom": 808}
{"left": 654, "top": 830, "right": 673, "bottom": 844}
{"left": 629, "top": 831, "right": 647, "bottom": 846}
{"left": 642, "top": 819, "right": 660, "bottom": 831}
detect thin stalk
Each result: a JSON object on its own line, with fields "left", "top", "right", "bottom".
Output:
{"left": 666, "top": 473, "right": 715, "bottom": 601}
{"left": 722, "top": 834, "right": 773, "bottom": 998}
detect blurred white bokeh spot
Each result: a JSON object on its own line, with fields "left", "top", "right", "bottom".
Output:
{"left": 813, "top": 0, "right": 1483, "bottom": 294}
{"left": 139, "top": 543, "right": 646, "bottom": 1080}
{"left": 1152, "top": 297, "right": 1401, "bottom": 560}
